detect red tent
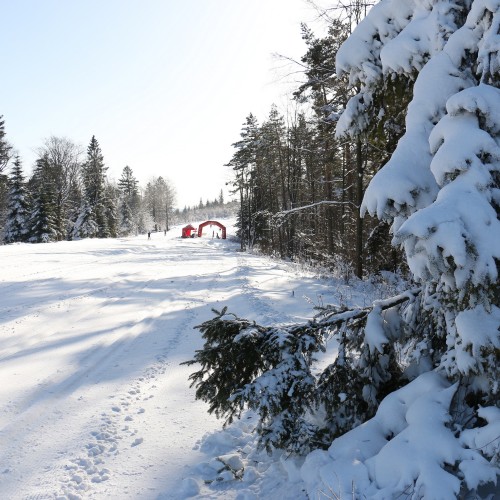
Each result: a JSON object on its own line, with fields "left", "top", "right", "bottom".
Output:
{"left": 181, "top": 224, "right": 197, "bottom": 238}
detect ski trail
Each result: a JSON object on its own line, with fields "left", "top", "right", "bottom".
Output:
{"left": 234, "top": 252, "right": 298, "bottom": 325}
{"left": 55, "top": 278, "right": 220, "bottom": 499}
{"left": 0, "top": 236, "right": 230, "bottom": 499}
{"left": 0, "top": 230, "right": 326, "bottom": 499}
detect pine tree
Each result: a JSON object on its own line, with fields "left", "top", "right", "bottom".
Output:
{"left": 0, "top": 116, "right": 12, "bottom": 175}
{"left": 27, "top": 155, "right": 58, "bottom": 243}
{"left": 119, "top": 198, "right": 134, "bottom": 236}
{"left": 118, "top": 166, "right": 140, "bottom": 212}
{"left": 104, "top": 183, "right": 118, "bottom": 238}
{"left": 35, "top": 136, "right": 82, "bottom": 241}
{"left": 74, "top": 136, "right": 108, "bottom": 238}
{"left": 118, "top": 165, "right": 140, "bottom": 235}
{"left": 29, "top": 189, "right": 58, "bottom": 243}
{"left": 227, "top": 113, "right": 260, "bottom": 250}
{"left": 65, "top": 176, "right": 82, "bottom": 240}
{"left": 188, "top": 0, "right": 500, "bottom": 496}
{"left": 3, "top": 156, "right": 30, "bottom": 243}
{"left": 0, "top": 116, "right": 13, "bottom": 237}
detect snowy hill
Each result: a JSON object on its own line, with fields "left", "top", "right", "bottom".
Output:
{"left": 2, "top": 221, "right": 497, "bottom": 499}
{"left": 0, "top": 221, "right": 351, "bottom": 499}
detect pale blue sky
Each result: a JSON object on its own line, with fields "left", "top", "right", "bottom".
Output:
{"left": 2, "top": 0, "right": 315, "bottom": 208}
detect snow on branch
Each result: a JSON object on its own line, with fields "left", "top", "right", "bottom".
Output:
{"left": 315, "top": 287, "right": 421, "bottom": 327}
{"left": 185, "top": 287, "right": 423, "bottom": 454}
{"left": 395, "top": 84, "right": 500, "bottom": 289}
{"left": 302, "top": 371, "right": 500, "bottom": 499}
{"left": 272, "top": 199, "right": 359, "bottom": 222}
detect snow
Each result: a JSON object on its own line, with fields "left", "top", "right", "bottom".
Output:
{"left": 1, "top": 221, "right": 498, "bottom": 498}
{"left": 301, "top": 372, "right": 499, "bottom": 499}
{"left": 0, "top": 220, "right": 345, "bottom": 499}
{"left": 364, "top": 304, "right": 388, "bottom": 354}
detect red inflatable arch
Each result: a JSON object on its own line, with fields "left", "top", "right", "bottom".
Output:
{"left": 198, "top": 220, "right": 226, "bottom": 239}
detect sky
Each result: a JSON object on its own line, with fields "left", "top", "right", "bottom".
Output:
{"left": 1, "top": 0, "right": 318, "bottom": 209}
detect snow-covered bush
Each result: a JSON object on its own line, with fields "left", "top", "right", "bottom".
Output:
{"left": 185, "top": 291, "right": 422, "bottom": 455}
{"left": 183, "top": 307, "right": 325, "bottom": 454}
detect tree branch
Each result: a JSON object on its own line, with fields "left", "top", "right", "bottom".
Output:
{"left": 315, "top": 288, "right": 422, "bottom": 328}
{"left": 273, "top": 199, "right": 359, "bottom": 220}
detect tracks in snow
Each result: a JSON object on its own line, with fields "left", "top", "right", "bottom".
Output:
{"left": 0, "top": 235, "right": 309, "bottom": 499}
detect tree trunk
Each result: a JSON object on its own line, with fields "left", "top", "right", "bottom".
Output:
{"left": 355, "top": 136, "right": 364, "bottom": 278}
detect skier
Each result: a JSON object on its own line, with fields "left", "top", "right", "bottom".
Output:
{"left": 148, "top": 231, "right": 151, "bottom": 240}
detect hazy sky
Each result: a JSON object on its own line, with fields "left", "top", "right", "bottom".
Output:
{"left": 2, "top": 0, "right": 317, "bottom": 208}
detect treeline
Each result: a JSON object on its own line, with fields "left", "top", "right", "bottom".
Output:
{"left": 227, "top": 19, "right": 405, "bottom": 278}
{"left": 175, "top": 199, "right": 239, "bottom": 227}
{"left": 0, "top": 127, "right": 179, "bottom": 243}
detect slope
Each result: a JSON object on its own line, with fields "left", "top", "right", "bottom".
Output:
{"left": 0, "top": 222, "right": 345, "bottom": 499}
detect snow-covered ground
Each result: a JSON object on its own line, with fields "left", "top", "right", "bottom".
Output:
{"left": 0, "top": 220, "right": 364, "bottom": 499}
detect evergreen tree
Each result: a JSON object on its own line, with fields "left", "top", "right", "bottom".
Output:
{"left": 118, "top": 165, "right": 140, "bottom": 235}
{"left": 188, "top": 0, "right": 500, "bottom": 496}
{"left": 3, "top": 156, "right": 29, "bottom": 243}
{"left": 74, "top": 136, "right": 108, "bottom": 238}
{"left": 350, "top": 0, "right": 500, "bottom": 408}
{"left": 227, "top": 113, "right": 260, "bottom": 250}
{"left": 0, "top": 115, "right": 12, "bottom": 175}
{"left": 36, "top": 136, "right": 82, "bottom": 241}
{"left": 118, "top": 165, "right": 140, "bottom": 212}
{"left": 28, "top": 155, "right": 58, "bottom": 243}
{"left": 119, "top": 198, "right": 134, "bottom": 236}
{"left": 104, "top": 183, "right": 119, "bottom": 238}
{"left": 0, "top": 116, "right": 13, "bottom": 237}
{"left": 65, "top": 174, "right": 83, "bottom": 240}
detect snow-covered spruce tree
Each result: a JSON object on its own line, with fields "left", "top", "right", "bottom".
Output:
{"left": 104, "top": 183, "right": 118, "bottom": 238}
{"left": 304, "top": 0, "right": 500, "bottom": 496}
{"left": 73, "top": 136, "right": 108, "bottom": 239}
{"left": 29, "top": 189, "right": 58, "bottom": 243}
{"left": 28, "top": 155, "right": 58, "bottom": 243}
{"left": 0, "top": 116, "right": 13, "bottom": 237}
{"left": 65, "top": 175, "right": 82, "bottom": 241}
{"left": 4, "top": 156, "right": 30, "bottom": 243}
{"left": 118, "top": 166, "right": 140, "bottom": 235}
{"left": 118, "top": 198, "right": 134, "bottom": 236}
{"left": 184, "top": 307, "right": 326, "bottom": 454}
{"left": 338, "top": 0, "right": 500, "bottom": 413}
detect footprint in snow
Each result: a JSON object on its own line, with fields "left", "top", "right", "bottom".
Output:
{"left": 131, "top": 437, "right": 143, "bottom": 447}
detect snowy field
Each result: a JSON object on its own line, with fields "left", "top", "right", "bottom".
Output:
{"left": 0, "top": 220, "right": 362, "bottom": 499}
